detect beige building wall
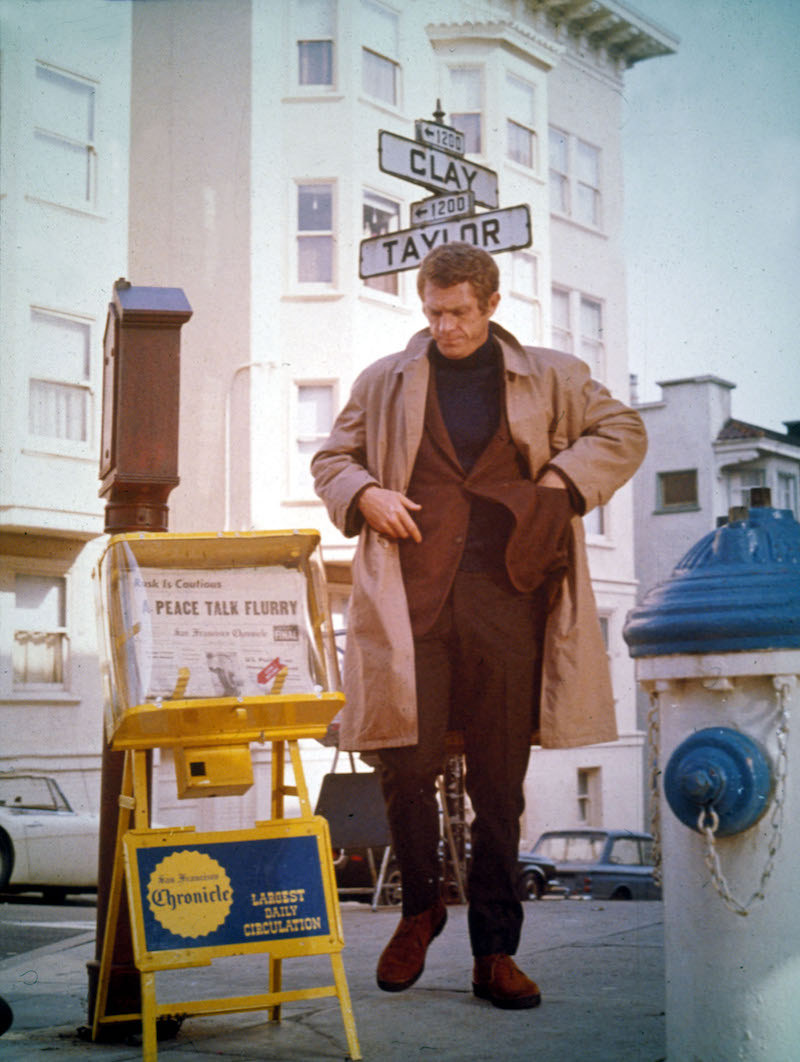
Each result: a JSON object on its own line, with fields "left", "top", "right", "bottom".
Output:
{"left": 0, "top": 0, "right": 131, "bottom": 813}
{"left": 1, "top": 0, "right": 676, "bottom": 837}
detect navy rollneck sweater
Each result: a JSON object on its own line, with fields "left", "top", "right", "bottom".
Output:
{"left": 429, "top": 337, "right": 514, "bottom": 572}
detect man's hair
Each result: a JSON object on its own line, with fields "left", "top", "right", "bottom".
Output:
{"left": 416, "top": 242, "right": 499, "bottom": 311}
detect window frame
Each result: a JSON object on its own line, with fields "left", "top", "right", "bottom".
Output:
{"left": 447, "top": 65, "right": 484, "bottom": 156}
{"left": 293, "top": 179, "right": 337, "bottom": 291}
{"left": 27, "top": 305, "right": 95, "bottom": 457}
{"left": 292, "top": 0, "right": 337, "bottom": 92}
{"left": 32, "top": 60, "right": 98, "bottom": 211}
{"left": 549, "top": 125, "right": 603, "bottom": 231}
{"left": 289, "top": 379, "right": 338, "bottom": 500}
{"left": 505, "top": 72, "right": 538, "bottom": 172}
{"left": 656, "top": 469, "right": 700, "bottom": 513}
{"left": 550, "top": 286, "right": 606, "bottom": 378}
{"left": 362, "top": 188, "right": 402, "bottom": 298}
{"left": 0, "top": 558, "right": 75, "bottom": 702}
{"left": 359, "top": 0, "right": 401, "bottom": 109}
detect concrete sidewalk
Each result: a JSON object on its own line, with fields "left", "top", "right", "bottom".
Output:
{"left": 0, "top": 899, "right": 665, "bottom": 1061}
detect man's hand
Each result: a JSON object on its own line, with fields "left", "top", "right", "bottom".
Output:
{"left": 358, "top": 486, "right": 422, "bottom": 542}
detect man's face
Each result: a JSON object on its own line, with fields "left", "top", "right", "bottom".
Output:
{"left": 421, "top": 281, "right": 500, "bottom": 360}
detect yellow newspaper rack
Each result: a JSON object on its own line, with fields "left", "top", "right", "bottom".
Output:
{"left": 91, "top": 530, "right": 359, "bottom": 1058}
{"left": 95, "top": 529, "right": 343, "bottom": 795}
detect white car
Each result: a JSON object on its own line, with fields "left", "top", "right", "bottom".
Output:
{"left": 0, "top": 773, "right": 99, "bottom": 900}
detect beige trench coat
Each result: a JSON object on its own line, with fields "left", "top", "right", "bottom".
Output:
{"left": 311, "top": 323, "right": 647, "bottom": 752}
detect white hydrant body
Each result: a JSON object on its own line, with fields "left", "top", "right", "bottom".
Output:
{"left": 638, "top": 653, "right": 799, "bottom": 1062}
{"left": 625, "top": 500, "right": 800, "bottom": 1062}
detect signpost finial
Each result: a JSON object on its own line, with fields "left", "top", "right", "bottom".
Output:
{"left": 433, "top": 98, "right": 445, "bottom": 124}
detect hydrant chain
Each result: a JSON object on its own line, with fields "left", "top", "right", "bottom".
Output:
{"left": 699, "top": 679, "right": 791, "bottom": 917}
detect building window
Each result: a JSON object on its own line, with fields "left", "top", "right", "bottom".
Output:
{"left": 549, "top": 127, "right": 602, "bottom": 228}
{"left": 28, "top": 309, "right": 92, "bottom": 445}
{"left": 32, "top": 62, "right": 96, "bottom": 207}
{"left": 577, "top": 767, "right": 602, "bottom": 825}
{"left": 657, "top": 469, "right": 699, "bottom": 512}
{"left": 294, "top": 382, "right": 335, "bottom": 496}
{"left": 361, "top": 0, "right": 399, "bottom": 106}
{"left": 296, "top": 182, "right": 334, "bottom": 284}
{"left": 735, "top": 468, "right": 767, "bottom": 507}
{"left": 503, "top": 251, "right": 541, "bottom": 342}
{"left": 506, "top": 73, "right": 536, "bottom": 169}
{"left": 777, "top": 472, "right": 798, "bottom": 516}
{"left": 13, "top": 574, "right": 67, "bottom": 688}
{"left": 297, "top": 0, "right": 335, "bottom": 87}
{"left": 551, "top": 287, "right": 571, "bottom": 352}
{"left": 551, "top": 287, "right": 605, "bottom": 375}
{"left": 580, "top": 296, "right": 604, "bottom": 374}
{"left": 448, "top": 67, "right": 482, "bottom": 154}
{"left": 363, "top": 191, "right": 400, "bottom": 295}
{"left": 584, "top": 505, "right": 606, "bottom": 538}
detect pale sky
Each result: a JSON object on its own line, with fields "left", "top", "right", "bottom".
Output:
{"left": 621, "top": 0, "right": 799, "bottom": 432}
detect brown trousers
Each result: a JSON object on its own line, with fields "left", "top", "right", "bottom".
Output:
{"left": 378, "top": 570, "right": 546, "bottom": 957}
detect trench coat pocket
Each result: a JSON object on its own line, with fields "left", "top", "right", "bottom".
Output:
{"left": 473, "top": 481, "right": 574, "bottom": 595}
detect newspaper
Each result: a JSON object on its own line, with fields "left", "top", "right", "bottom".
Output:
{"left": 117, "top": 565, "right": 316, "bottom": 703}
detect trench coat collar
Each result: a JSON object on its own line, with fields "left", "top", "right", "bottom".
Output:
{"left": 396, "top": 323, "right": 534, "bottom": 475}
{"left": 397, "top": 322, "right": 535, "bottom": 379}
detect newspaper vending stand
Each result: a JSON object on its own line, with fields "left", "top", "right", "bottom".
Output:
{"left": 91, "top": 529, "right": 360, "bottom": 1060}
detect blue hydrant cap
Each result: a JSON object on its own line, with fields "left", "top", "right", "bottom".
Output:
{"left": 624, "top": 504, "right": 800, "bottom": 657}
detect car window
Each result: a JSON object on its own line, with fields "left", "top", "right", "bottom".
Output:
{"left": 534, "top": 834, "right": 605, "bottom": 863}
{"left": 0, "top": 775, "right": 61, "bottom": 811}
{"left": 609, "top": 838, "right": 642, "bottom": 866}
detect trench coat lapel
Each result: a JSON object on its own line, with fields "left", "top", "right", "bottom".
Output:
{"left": 398, "top": 347, "right": 430, "bottom": 478}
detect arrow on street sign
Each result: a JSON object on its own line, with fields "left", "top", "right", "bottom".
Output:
{"left": 414, "top": 119, "right": 465, "bottom": 157}
{"left": 359, "top": 204, "right": 532, "bottom": 278}
{"left": 410, "top": 191, "right": 475, "bottom": 227}
{"left": 378, "top": 130, "right": 499, "bottom": 209}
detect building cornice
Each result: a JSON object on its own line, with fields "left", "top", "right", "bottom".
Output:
{"left": 523, "top": 0, "right": 678, "bottom": 68}
{"left": 426, "top": 18, "right": 564, "bottom": 70}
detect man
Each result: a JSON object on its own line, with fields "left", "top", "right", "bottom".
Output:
{"left": 312, "top": 243, "right": 646, "bottom": 1009}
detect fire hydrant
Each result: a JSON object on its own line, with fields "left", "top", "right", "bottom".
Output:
{"left": 624, "top": 492, "right": 800, "bottom": 1062}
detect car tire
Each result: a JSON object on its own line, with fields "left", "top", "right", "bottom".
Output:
{"left": 610, "top": 886, "right": 632, "bottom": 900}
{"left": 0, "top": 836, "right": 12, "bottom": 892}
{"left": 382, "top": 862, "right": 403, "bottom": 906}
{"left": 518, "top": 870, "right": 544, "bottom": 901}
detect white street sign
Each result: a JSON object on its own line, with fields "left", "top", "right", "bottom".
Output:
{"left": 410, "top": 192, "right": 475, "bottom": 227}
{"left": 414, "top": 120, "right": 465, "bottom": 156}
{"left": 378, "top": 130, "right": 499, "bottom": 209}
{"left": 359, "top": 204, "right": 531, "bottom": 278}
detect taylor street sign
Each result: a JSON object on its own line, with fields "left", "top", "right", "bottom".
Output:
{"left": 414, "top": 119, "right": 465, "bottom": 156}
{"left": 359, "top": 204, "right": 531, "bottom": 278}
{"left": 410, "top": 191, "right": 475, "bottom": 227}
{"left": 379, "top": 130, "right": 499, "bottom": 209}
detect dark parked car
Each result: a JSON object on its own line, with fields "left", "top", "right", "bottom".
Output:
{"left": 515, "top": 849, "right": 558, "bottom": 900}
{"left": 528, "top": 828, "right": 661, "bottom": 901}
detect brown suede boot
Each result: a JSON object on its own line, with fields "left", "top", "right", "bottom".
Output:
{"left": 376, "top": 901, "right": 448, "bottom": 992}
{"left": 472, "top": 954, "right": 542, "bottom": 1009}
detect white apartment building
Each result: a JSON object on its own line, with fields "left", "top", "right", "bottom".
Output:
{"left": 1, "top": 0, "right": 676, "bottom": 844}
{"left": 634, "top": 375, "right": 800, "bottom": 601}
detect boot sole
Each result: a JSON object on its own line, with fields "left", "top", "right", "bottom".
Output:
{"left": 472, "top": 983, "right": 542, "bottom": 1009}
{"left": 376, "top": 907, "right": 448, "bottom": 992}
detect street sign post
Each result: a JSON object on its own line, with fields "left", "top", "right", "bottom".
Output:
{"left": 359, "top": 204, "right": 532, "bottom": 278}
{"left": 378, "top": 130, "right": 499, "bottom": 209}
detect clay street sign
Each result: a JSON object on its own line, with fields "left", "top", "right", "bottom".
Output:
{"left": 359, "top": 204, "right": 532, "bottom": 278}
{"left": 379, "top": 130, "right": 499, "bottom": 209}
